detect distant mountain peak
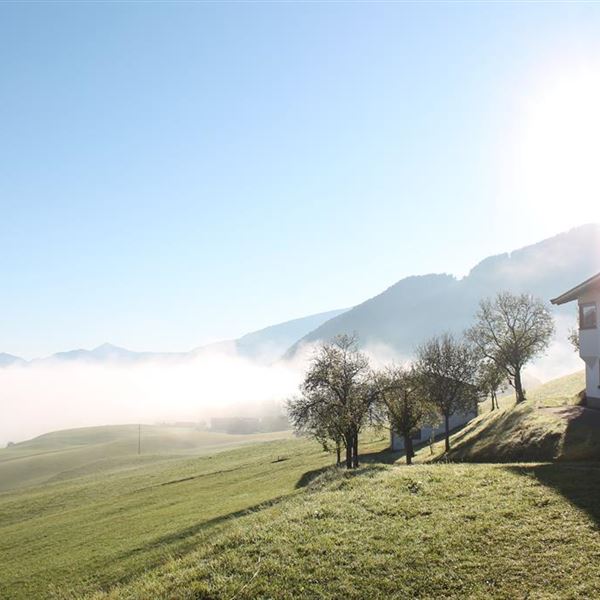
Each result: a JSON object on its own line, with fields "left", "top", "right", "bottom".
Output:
{"left": 0, "top": 309, "right": 348, "bottom": 368}
{"left": 94, "top": 342, "right": 120, "bottom": 351}
{"left": 0, "top": 353, "right": 25, "bottom": 367}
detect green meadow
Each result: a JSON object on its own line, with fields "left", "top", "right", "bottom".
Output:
{"left": 1, "top": 371, "right": 598, "bottom": 600}
{"left": 0, "top": 427, "right": 388, "bottom": 599}
{"left": 0, "top": 425, "right": 294, "bottom": 493}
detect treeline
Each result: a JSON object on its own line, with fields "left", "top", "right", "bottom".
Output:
{"left": 287, "top": 292, "right": 554, "bottom": 468}
{"left": 209, "top": 415, "right": 290, "bottom": 435}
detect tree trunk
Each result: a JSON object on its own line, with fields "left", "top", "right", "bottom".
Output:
{"left": 352, "top": 433, "right": 359, "bottom": 468}
{"left": 336, "top": 443, "right": 341, "bottom": 466}
{"left": 491, "top": 391, "right": 497, "bottom": 411}
{"left": 444, "top": 413, "right": 450, "bottom": 453}
{"left": 514, "top": 369, "right": 526, "bottom": 404}
{"left": 404, "top": 435, "right": 413, "bottom": 465}
{"left": 345, "top": 436, "right": 353, "bottom": 469}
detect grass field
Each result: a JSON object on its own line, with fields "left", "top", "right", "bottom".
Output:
{"left": 89, "top": 461, "right": 600, "bottom": 600}
{"left": 0, "top": 425, "right": 294, "bottom": 492}
{"left": 2, "top": 370, "right": 598, "bottom": 599}
{"left": 0, "top": 429, "right": 389, "bottom": 599}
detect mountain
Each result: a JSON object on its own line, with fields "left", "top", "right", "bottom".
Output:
{"left": 233, "top": 309, "right": 347, "bottom": 363}
{"left": 3, "top": 310, "right": 347, "bottom": 367}
{"left": 3, "top": 224, "right": 597, "bottom": 368}
{"left": 285, "top": 224, "right": 600, "bottom": 359}
{"left": 0, "top": 353, "right": 26, "bottom": 367}
{"left": 28, "top": 343, "right": 189, "bottom": 365}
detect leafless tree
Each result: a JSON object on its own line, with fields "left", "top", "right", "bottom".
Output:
{"left": 287, "top": 391, "right": 345, "bottom": 464}
{"left": 415, "top": 333, "right": 480, "bottom": 453}
{"left": 287, "top": 334, "right": 375, "bottom": 469}
{"left": 466, "top": 292, "right": 554, "bottom": 404}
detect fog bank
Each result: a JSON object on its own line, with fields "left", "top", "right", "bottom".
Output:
{"left": 0, "top": 351, "right": 303, "bottom": 446}
{"left": 0, "top": 322, "right": 582, "bottom": 446}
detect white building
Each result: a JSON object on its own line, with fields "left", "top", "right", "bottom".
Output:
{"left": 552, "top": 272, "right": 600, "bottom": 408}
{"left": 391, "top": 406, "right": 478, "bottom": 451}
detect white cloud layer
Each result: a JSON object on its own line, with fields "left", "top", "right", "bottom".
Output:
{"left": 0, "top": 352, "right": 303, "bottom": 446}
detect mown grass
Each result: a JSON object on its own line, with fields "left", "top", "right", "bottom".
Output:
{"left": 0, "top": 424, "right": 294, "bottom": 492}
{"left": 0, "top": 432, "right": 389, "bottom": 600}
{"left": 1, "top": 371, "right": 595, "bottom": 599}
{"left": 87, "top": 461, "right": 600, "bottom": 600}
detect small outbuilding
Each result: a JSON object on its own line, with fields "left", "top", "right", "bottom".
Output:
{"left": 552, "top": 272, "right": 600, "bottom": 408}
{"left": 390, "top": 404, "right": 478, "bottom": 452}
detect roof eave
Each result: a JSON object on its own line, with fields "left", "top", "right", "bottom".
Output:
{"left": 551, "top": 272, "right": 600, "bottom": 306}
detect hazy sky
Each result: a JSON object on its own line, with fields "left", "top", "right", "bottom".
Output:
{"left": 2, "top": 2, "right": 600, "bottom": 359}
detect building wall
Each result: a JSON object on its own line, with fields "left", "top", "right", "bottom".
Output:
{"left": 586, "top": 360, "right": 600, "bottom": 407}
{"left": 578, "top": 289, "right": 600, "bottom": 405}
{"left": 391, "top": 407, "right": 478, "bottom": 451}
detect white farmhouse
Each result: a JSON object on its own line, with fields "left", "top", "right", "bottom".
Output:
{"left": 552, "top": 272, "right": 600, "bottom": 408}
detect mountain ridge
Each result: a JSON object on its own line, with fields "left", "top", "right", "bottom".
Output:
{"left": 4, "top": 224, "right": 598, "bottom": 368}
{"left": 284, "top": 223, "right": 600, "bottom": 358}
{"left": 1, "top": 309, "right": 347, "bottom": 367}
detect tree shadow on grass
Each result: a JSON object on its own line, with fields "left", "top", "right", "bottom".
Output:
{"left": 295, "top": 447, "right": 403, "bottom": 490}
{"left": 508, "top": 462, "right": 600, "bottom": 527}
{"left": 360, "top": 447, "right": 403, "bottom": 465}
{"left": 113, "top": 494, "right": 288, "bottom": 564}
{"left": 295, "top": 465, "right": 332, "bottom": 488}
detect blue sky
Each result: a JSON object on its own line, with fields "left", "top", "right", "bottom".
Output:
{"left": 2, "top": 2, "right": 600, "bottom": 359}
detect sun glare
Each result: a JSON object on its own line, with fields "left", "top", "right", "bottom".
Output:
{"left": 514, "top": 67, "right": 600, "bottom": 231}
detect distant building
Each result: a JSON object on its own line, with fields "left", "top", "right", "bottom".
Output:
{"left": 552, "top": 272, "right": 600, "bottom": 408}
{"left": 390, "top": 404, "right": 478, "bottom": 451}
{"left": 210, "top": 417, "right": 261, "bottom": 434}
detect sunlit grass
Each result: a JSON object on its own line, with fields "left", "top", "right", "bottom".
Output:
{"left": 89, "top": 462, "right": 600, "bottom": 600}
{"left": 0, "top": 433, "right": 388, "bottom": 600}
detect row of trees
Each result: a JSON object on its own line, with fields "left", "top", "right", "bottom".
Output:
{"left": 288, "top": 292, "right": 554, "bottom": 468}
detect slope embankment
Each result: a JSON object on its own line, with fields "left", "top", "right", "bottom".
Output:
{"left": 433, "top": 371, "right": 600, "bottom": 462}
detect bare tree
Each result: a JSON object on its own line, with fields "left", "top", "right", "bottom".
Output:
{"left": 415, "top": 333, "right": 480, "bottom": 453}
{"left": 287, "top": 334, "right": 374, "bottom": 469}
{"left": 287, "top": 391, "right": 345, "bottom": 465}
{"left": 477, "top": 359, "right": 506, "bottom": 411}
{"left": 466, "top": 292, "right": 554, "bottom": 404}
{"left": 375, "top": 366, "right": 430, "bottom": 465}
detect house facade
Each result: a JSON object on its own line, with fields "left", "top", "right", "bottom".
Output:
{"left": 552, "top": 272, "right": 600, "bottom": 408}
{"left": 390, "top": 405, "right": 478, "bottom": 451}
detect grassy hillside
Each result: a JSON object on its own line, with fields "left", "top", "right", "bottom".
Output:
{"left": 495, "top": 370, "right": 585, "bottom": 411}
{"left": 0, "top": 432, "right": 389, "bottom": 600}
{"left": 424, "top": 370, "right": 591, "bottom": 463}
{"left": 0, "top": 425, "right": 293, "bottom": 492}
{"left": 89, "top": 462, "right": 600, "bottom": 600}
{"left": 2, "top": 370, "right": 597, "bottom": 599}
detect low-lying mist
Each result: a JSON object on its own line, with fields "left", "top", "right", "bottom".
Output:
{"left": 0, "top": 351, "right": 304, "bottom": 446}
{"left": 0, "top": 321, "right": 582, "bottom": 447}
